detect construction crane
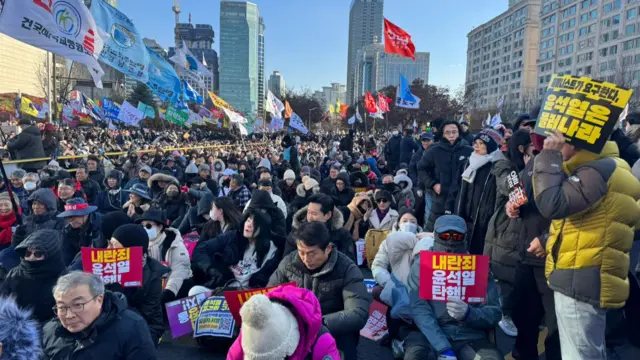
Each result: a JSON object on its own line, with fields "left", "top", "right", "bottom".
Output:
{"left": 172, "top": 0, "right": 181, "bottom": 46}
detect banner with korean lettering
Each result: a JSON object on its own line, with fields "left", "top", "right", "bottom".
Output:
{"left": 0, "top": 0, "right": 105, "bottom": 87}
{"left": 193, "top": 296, "right": 236, "bottom": 338}
{"left": 165, "top": 291, "right": 212, "bottom": 338}
{"left": 91, "top": 0, "right": 149, "bottom": 82}
{"left": 360, "top": 300, "right": 388, "bottom": 341}
{"left": 81, "top": 247, "right": 143, "bottom": 287}
{"left": 223, "top": 282, "right": 296, "bottom": 324}
{"left": 117, "top": 100, "right": 143, "bottom": 126}
{"left": 101, "top": 97, "right": 120, "bottom": 120}
{"left": 146, "top": 46, "right": 181, "bottom": 102}
{"left": 507, "top": 170, "right": 528, "bottom": 206}
{"left": 166, "top": 104, "right": 188, "bottom": 126}
{"left": 534, "top": 74, "right": 633, "bottom": 153}
{"left": 419, "top": 251, "right": 490, "bottom": 304}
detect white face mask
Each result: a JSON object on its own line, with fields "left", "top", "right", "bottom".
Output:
{"left": 209, "top": 210, "right": 217, "bottom": 221}
{"left": 145, "top": 227, "right": 158, "bottom": 240}
{"left": 24, "top": 182, "right": 37, "bottom": 191}
{"left": 399, "top": 222, "right": 418, "bottom": 234}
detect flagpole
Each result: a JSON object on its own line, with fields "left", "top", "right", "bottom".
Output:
{"left": 46, "top": 52, "right": 52, "bottom": 123}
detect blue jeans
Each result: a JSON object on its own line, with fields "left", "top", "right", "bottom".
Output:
{"left": 554, "top": 291, "right": 607, "bottom": 360}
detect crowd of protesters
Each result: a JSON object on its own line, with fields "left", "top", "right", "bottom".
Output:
{"left": 0, "top": 109, "right": 638, "bottom": 360}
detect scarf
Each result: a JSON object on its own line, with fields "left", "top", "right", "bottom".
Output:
{"left": 0, "top": 212, "right": 16, "bottom": 246}
{"left": 461, "top": 151, "right": 499, "bottom": 183}
{"left": 148, "top": 231, "right": 166, "bottom": 264}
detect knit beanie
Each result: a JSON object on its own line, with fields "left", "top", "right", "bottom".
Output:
{"left": 0, "top": 191, "right": 16, "bottom": 204}
{"left": 112, "top": 224, "right": 149, "bottom": 254}
{"left": 283, "top": 169, "right": 296, "bottom": 181}
{"left": 240, "top": 294, "right": 300, "bottom": 360}
{"left": 473, "top": 129, "right": 503, "bottom": 154}
{"left": 102, "top": 211, "right": 134, "bottom": 240}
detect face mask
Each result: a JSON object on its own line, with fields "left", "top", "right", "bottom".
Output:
{"left": 24, "top": 182, "right": 36, "bottom": 191}
{"left": 399, "top": 223, "right": 418, "bottom": 234}
{"left": 361, "top": 167, "right": 369, "bottom": 173}
{"left": 209, "top": 210, "right": 217, "bottom": 221}
{"left": 433, "top": 235, "right": 467, "bottom": 254}
{"left": 215, "top": 165, "right": 222, "bottom": 171}
{"left": 167, "top": 190, "right": 179, "bottom": 197}
{"left": 145, "top": 227, "right": 158, "bottom": 240}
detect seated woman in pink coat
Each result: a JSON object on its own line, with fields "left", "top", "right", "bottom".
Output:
{"left": 227, "top": 286, "right": 340, "bottom": 360}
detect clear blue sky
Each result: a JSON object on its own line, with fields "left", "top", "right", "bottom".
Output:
{"left": 118, "top": 0, "right": 507, "bottom": 93}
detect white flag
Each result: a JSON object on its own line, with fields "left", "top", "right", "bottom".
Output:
{"left": 222, "top": 107, "right": 248, "bottom": 124}
{"left": 485, "top": 113, "right": 492, "bottom": 127}
{"left": 490, "top": 113, "right": 502, "bottom": 128}
{"left": 289, "top": 112, "right": 308, "bottom": 134}
{"left": 458, "top": 114, "right": 465, "bottom": 123}
{"left": 117, "top": 101, "right": 144, "bottom": 126}
{"left": 266, "top": 90, "right": 285, "bottom": 117}
{"left": 237, "top": 123, "right": 248, "bottom": 136}
{"left": 619, "top": 103, "right": 629, "bottom": 123}
{"left": 0, "top": 0, "right": 105, "bottom": 87}
{"left": 356, "top": 105, "right": 365, "bottom": 122}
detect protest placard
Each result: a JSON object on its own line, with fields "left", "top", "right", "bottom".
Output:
{"left": 419, "top": 251, "right": 490, "bottom": 304}
{"left": 223, "top": 282, "right": 296, "bottom": 323}
{"left": 507, "top": 170, "right": 528, "bottom": 206}
{"left": 360, "top": 300, "right": 388, "bottom": 341}
{"left": 364, "top": 279, "right": 377, "bottom": 294}
{"left": 165, "top": 291, "right": 212, "bottom": 338}
{"left": 81, "top": 247, "right": 143, "bottom": 287}
{"left": 534, "top": 74, "right": 633, "bottom": 153}
{"left": 193, "top": 296, "right": 236, "bottom": 338}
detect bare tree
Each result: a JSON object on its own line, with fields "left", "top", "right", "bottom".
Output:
{"left": 35, "top": 55, "right": 84, "bottom": 119}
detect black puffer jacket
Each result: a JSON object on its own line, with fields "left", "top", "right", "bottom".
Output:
{"left": 177, "top": 193, "right": 213, "bottom": 236}
{"left": 267, "top": 249, "right": 370, "bottom": 336}
{"left": 7, "top": 125, "right": 47, "bottom": 171}
{"left": 399, "top": 134, "right": 419, "bottom": 165}
{"left": 417, "top": 138, "right": 472, "bottom": 230}
{"left": 246, "top": 190, "right": 287, "bottom": 254}
{"left": 106, "top": 257, "right": 167, "bottom": 346}
{"left": 279, "top": 179, "right": 299, "bottom": 204}
{"left": 330, "top": 173, "right": 355, "bottom": 207}
{"left": 284, "top": 206, "right": 356, "bottom": 264}
{"left": 79, "top": 178, "right": 102, "bottom": 205}
{"left": 60, "top": 212, "right": 104, "bottom": 265}
{"left": 42, "top": 291, "right": 157, "bottom": 360}
{"left": 154, "top": 192, "right": 188, "bottom": 226}
{"left": 386, "top": 133, "right": 402, "bottom": 170}
{"left": 147, "top": 173, "right": 180, "bottom": 201}
{"left": 610, "top": 128, "right": 640, "bottom": 167}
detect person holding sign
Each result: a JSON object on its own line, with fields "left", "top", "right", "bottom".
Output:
{"left": 405, "top": 215, "right": 502, "bottom": 360}
{"left": 532, "top": 129, "right": 640, "bottom": 360}
{"left": 227, "top": 287, "right": 340, "bottom": 360}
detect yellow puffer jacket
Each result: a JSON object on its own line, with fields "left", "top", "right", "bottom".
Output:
{"left": 534, "top": 142, "right": 640, "bottom": 309}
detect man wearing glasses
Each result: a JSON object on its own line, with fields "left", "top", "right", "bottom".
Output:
{"left": 42, "top": 272, "right": 157, "bottom": 360}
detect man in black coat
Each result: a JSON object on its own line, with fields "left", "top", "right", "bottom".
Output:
{"left": 399, "top": 128, "right": 419, "bottom": 166}
{"left": 409, "top": 132, "right": 434, "bottom": 186}
{"left": 417, "top": 120, "right": 472, "bottom": 231}
{"left": 269, "top": 221, "right": 370, "bottom": 360}
{"left": 385, "top": 130, "right": 402, "bottom": 172}
{"left": 58, "top": 198, "right": 104, "bottom": 265}
{"left": 7, "top": 118, "right": 47, "bottom": 172}
{"left": 43, "top": 272, "right": 157, "bottom": 360}
{"left": 75, "top": 165, "right": 101, "bottom": 205}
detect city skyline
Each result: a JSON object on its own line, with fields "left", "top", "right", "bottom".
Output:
{"left": 117, "top": 0, "right": 507, "bottom": 95}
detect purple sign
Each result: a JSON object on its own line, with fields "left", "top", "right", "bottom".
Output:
{"left": 164, "top": 291, "right": 212, "bottom": 338}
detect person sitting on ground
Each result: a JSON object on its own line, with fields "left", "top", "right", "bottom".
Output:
{"left": 147, "top": 172, "right": 180, "bottom": 202}
{"left": 152, "top": 180, "right": 188, "bottom": 226}
{"left": 75, "top": 165, "right": 101, "bottom": 206}
{"left": 366, "top": 190, "right": 399, "bottom": 231}
{"left": 95, "top": 170, "right": 127, "bottom": 214}
{"left": 0, "top": 192, "right": 20, "bottom": 252}
{"left": 56, "top": 178, "right": 85, "bottom": 213}
{"left": 330, "top": 172, "right": 355, "bottom": 208}
{"left": 57, "top": 198, "right": 103, "bottom": 266}
{"left": 268, "top": 221, "right": 370, "bottom": 360}
{"left": 136, "top": 209, "right": 193, "bottom": 304}
{"left": 123, "top": 183, "right": 152, "bottom": 220}
{"left": 42, "top": 272, "right": 157, "bottom": 359}
{"left": 279, "top": 169, "right": 299, "bottom": 204}
{"left": 228, "top": 174, "right": 252, "bottom": 210}
{"left": 405, "top": 215, "right": 503, "bottom": 360}
{"left": 227, "top": 287, "right": 341, "bottom": 360}
{"left": 20, "top": 172, "right": 40, "bottom": 217}
{"left": 123, "top": 165, "right": 152, "bottom": 191}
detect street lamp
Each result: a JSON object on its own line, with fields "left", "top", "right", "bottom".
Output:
{"left": 308, "top": 107, "right": 318, "bottom": 130}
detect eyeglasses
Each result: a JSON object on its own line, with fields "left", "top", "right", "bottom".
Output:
{"left": 438, "top": 231, "right": 465, "bottom": 241}
{"left": 25, "top": 249, "right": 43, "bottom": 258}
{"left": 53, "top": 295, "right": 100, "bottom": 316}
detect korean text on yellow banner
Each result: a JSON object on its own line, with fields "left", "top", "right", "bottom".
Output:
{"left": 534, "top": 74, "right": 633, "bottom": 153}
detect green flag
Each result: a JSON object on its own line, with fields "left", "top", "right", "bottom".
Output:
{"left": 166, "top": 104, "right": 188, "bottom": 126}
{"left": 137, "top": 102, "right": 156, "bottom": 119}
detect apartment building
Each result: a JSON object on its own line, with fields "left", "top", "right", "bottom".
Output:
{"left": 465, "top": 0, "right": 542, "bottom": 110}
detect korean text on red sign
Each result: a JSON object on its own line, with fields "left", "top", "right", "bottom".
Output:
{"left": 81, "top": 247, "right": 144, "bottom": 288}
{"left": 419, "top": 251, "right": 490, "bottom": 304}
{"left": 534, "top": 74, "right": 633, "bottom": 153}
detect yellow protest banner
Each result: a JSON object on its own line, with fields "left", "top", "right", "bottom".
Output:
{"left": 208, "top": 91, "right": 233, "bottom": 111}
{"left": 534, "top": 74, "right": 633, "bottom": 153}
{"left": 20, "top": 97, "right": 39, "bottom": 117}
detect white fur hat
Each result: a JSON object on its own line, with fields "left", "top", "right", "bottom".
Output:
{"left": 240, "top": 294, "right": 300, "bottom": 360}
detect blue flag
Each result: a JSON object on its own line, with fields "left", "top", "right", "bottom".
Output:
{"left": 399, "top": 74, "right": 417, "bottom": 103}
{"left": 182, "top": 80, "right": 204, "bottom": 104}
{"left": 91, "top": 0, "right": 150, "bottom": 82}
{"left": 102, "top": 98, "right": 121, "bottom": 120}
{"left": 147, "top": 46, "right": 181, "bottom": 102}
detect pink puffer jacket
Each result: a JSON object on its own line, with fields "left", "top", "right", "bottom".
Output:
{"left": 226, "top": 286, "right": 340, "bottom": 360}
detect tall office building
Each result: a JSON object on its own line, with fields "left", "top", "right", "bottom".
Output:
{"left": 354, "top": 41, "right": 430, "bottom": 96}
{"left": 268, "top": 71, "right": 286, "bottom": 98}
{"left": 465, "top": 0, "right": 542, "bottom": 110}
{"left": 168, "top": 23, "right": 219, "bottom": 95}
{"left": 258, "top": 17, "right": 266, "bottom": 116}
{"left": 220, "top": 1, "right": 260, "bottom": 120}
{"left": 313, "top": 83, "right": 346, "bottom": 108}
{"left": 535, "top": 0, "right": 640, "bottom": 100}
{"left": 0, "top": 35, "right": 52, "bottom": 97}
{"left": 346, "top": 0, "right": 384, "bottom": 105}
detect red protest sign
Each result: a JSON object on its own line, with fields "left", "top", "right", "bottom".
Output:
{"left": 223, "top": 282, "right": 296, "bottom": 323}
{"left": 81, "top": 247, "right": 144, "bottom": 288}
{"left": 360, "top": 300, "right": 388, "bottom": 341}
{"left": 419, "top": 251, "right": 490, "bottom": 304}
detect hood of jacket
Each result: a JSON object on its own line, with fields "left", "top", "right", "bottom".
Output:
{"left": 0, "top": 296, "right": 41, "bottom": 360}
{"left": 394, "top": 173, "right": 413, "bottom": 192}
{"left": 212, "top": 158, "right": 226, "bottom": 171}
{"left": 292, "top": 206, "right": 345, "bottom": 231}
{"left": 28, "top": 188, "right": 57, "bottom": 212}
{"left": 384, "top": 231, "right": 419, "bottom": 284}
{"left": 104, "top": 170, "right": 123, "bottom": 189}
{"left": 197, "top": 193, "right": 215, "bottom": 216}
{"left": 337, "top": 172, "right": 351, "bottom": 188}
{"left": 256, "top": 158, "right": 272, "bottom": 171}
{"left": 346, "top": 192, "right": 373, "bottom": 218}
{"left": 147, "top": 173, "right": 179, "bottom": 190}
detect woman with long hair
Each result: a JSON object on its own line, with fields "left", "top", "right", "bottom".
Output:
{"left": 199, "top": 197, "right": 243, "bottom": 241}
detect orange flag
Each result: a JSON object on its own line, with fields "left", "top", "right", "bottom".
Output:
{"left": 339, "top": 104, "right": 349, "bottom": 118}
{"left": 284, "top": 101, "right": 293, "bottom": 119}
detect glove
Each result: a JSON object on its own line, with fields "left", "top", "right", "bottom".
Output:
{"left": 438, "top": 349, "right": 457, "bottom": 360}
{"left": 446, "top": 298, "right": 469, "bottom": 320}
{"left": 416, "top": 189, "right": 423, "bottom": 198}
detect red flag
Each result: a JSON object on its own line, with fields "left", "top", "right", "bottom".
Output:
{"left": 384, "top": 18, "right": 416, "bottom": 60}
{"left": 364, "top": 91, "right": 378, "bottom": 113}
{"left": 378, "top": 94, "right": 390, "bottom": 112}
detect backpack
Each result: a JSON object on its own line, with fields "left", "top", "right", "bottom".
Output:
{"left": 364, "top": 229, "right": 392, "bottom": 268}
